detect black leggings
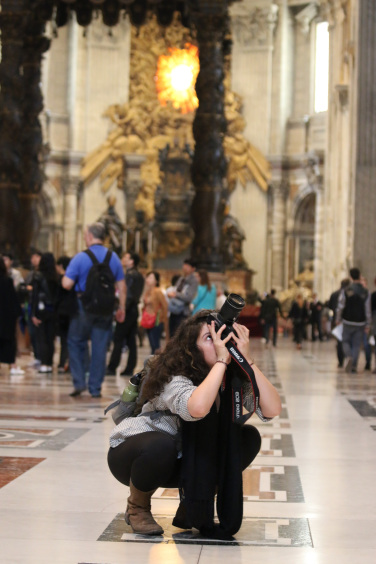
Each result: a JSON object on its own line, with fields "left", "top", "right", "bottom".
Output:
{"left": 107, "top": 425, "right": 262, "bottom": 492}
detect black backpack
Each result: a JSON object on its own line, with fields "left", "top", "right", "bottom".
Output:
{"left": 343, "top": 286, "right": 367, "bottom": 323}
{"left": 81, "top": 248, "right": 116, "bottom": 316}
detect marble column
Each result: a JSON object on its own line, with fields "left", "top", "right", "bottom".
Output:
{"left": 230, "top": 1, "right": 279, "bottom": 154}
{"left": 0, "top": 0, "right": 25, "bottom": 253}
{"left": 353, "top": 0, "right": 376, "bottom": 282}
{"left": 271, "top": 181, "right": 287, "bottom": 291}
{"left": 313, "top": 183, "right": 324, "bottom": 296}
{"left": 18, "top": 2, "right": 51, "bottom": 259}
{"left": 62, "top": 177, "right": 80, "bottom": 257}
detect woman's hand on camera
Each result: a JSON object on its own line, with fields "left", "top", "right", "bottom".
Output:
{"left": 208, "top": 321, "right": 232, "bottom": 364}
{"left": 231, "top": 322, "right": 251, "bottom": 361}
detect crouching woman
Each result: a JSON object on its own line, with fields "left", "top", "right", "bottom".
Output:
{"left": 107, "top": 310, "right": 281, "bottom": 538}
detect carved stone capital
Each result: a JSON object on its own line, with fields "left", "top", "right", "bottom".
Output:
{"left": 88, "top": 17, "right": 129, "bottom": 48}
{"left": 62, "top": 176, "right": 81, "bottom": 196}
{"left": 302, "top": 152, "right": 324, "bottom": 188}
{"left": 231, "top": 3, "right": 279, "bottom": 51}
{"left": 319, "top": 0, "right": 347, "bottom": 28}
{"left": 295, "top": 2, "right": 318, "bottom": 36}
{"left": 124, "top": 179, "right": 143, "bottom": 198}
{"left": 335, "top": 84, "right": 349, "bottom": 111}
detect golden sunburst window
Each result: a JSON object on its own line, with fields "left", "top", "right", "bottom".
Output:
{"left": 156, "top": 43, "right": 199, "bottom": 114}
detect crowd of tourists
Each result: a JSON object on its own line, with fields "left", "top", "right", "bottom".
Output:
{"left": 2, "top": 224, "right": 373, "bottom": 538}
{"left": 1, "top": 226, "right": 374, "bottom": 393}
{"left": 0, "top": 223, "right": 227, "bottom": 395}
{"left": 258, "top": 267, "right": 376, "bottom": 374}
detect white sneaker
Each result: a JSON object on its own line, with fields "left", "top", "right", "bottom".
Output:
{"left": 38, "top": 365, "right": 53, "bottom": 373}
{"left": 10, "top": 367, "right": 25, "bottom": 375}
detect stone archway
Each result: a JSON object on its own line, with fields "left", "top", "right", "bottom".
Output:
{"left": 33, "top": 180, "right": 63, "bottom": 256}
{"left": 290, "top": 191, "right": 316, "bottom": 282}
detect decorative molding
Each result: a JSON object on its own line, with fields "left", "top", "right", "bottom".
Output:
{"left": 295, "top": 2, "right": 318, "bottom": 36}
{"left": 88, "top": 17, "right": 129, "bottom": 48}
{"left": 319, "top": 0, "right": 347, "bottom": 27}
{"left": 62, "top": 176, "right": 81, "bottom": 196}
{"left": 231, "top": 4, "right": 279, "bottom": 50}
{"left": 335, "top": 83, "right": 349, "bottom": 111}
{"left": 302, "top": 151, "right": 323, "bottom": 187}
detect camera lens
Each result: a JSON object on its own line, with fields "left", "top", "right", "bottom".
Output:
{"left": 219, "top": 293, "right": 245, "bottom": 324}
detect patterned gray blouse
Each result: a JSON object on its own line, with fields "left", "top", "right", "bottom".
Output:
{"left": 109, "top": 374, "right": 271, "bottom": 453}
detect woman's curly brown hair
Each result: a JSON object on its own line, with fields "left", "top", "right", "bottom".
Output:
{"left": 140, "top": 310, "right": 213, "bottom": 402}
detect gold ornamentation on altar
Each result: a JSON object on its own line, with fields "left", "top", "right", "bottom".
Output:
{"left": 81, "top": 14, "right": 271, "bottom": 256}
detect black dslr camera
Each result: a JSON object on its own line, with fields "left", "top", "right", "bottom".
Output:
{"left": 207, "top": 293, "right": 260, "bottom": 423}
{"left": 207, "top": 293, "right": 245, "bottom": 339}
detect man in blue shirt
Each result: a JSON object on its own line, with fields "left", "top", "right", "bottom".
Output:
{"left": 62, "top": 223, "right": 126, "bottom": 397}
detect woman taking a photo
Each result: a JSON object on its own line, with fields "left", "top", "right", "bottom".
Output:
{"left": 107, "top": 309, "right": 281, "bottom": 539}
{"left": 140, "top": 271, "right": 169, "bottom": 354}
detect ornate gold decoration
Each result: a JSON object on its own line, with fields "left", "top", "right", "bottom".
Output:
{"left": 81, "top": 14, "right": 270, "bottom": 255}
{"left": 156, "top": 43, "right": 199, "bottom": 114}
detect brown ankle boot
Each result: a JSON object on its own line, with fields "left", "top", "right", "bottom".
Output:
{"left": 124, "top": 480, "right": 164, "bottom": 535}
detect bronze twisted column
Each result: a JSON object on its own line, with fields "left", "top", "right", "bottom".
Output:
{"left": 18, "top": 2, "right": 51, "bottom": 258}
{"left": 189, "top": 2, "right": 229, "bottom": 272}
{"left": 0, "top": 0, "right": 50, "bottom": 258}
{"left": 0, "top": 0, "right": 25, "bottom": 253}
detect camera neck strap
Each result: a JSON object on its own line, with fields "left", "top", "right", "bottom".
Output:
{"left": 225, "top": 340, "right": 260, "bottom": 425}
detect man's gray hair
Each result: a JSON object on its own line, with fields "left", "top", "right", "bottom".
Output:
{"left": 87, "top": 222, "right": 106, "bottom": 241}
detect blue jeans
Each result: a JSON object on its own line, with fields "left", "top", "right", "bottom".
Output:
{"left": 342, "top": 324, "right": 365, "bottom": 369}
{"left": 146, "top": 322, "right": 164, "bottom": 354}
{"left": 363, "top": 330, "right": 371, "bottom": 366}
{"left": 68, "top": 299, "right": 112, "bottom": 395}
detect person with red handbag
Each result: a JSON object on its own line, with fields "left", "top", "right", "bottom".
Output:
{"left": 140, "top": 271, "right": 168, "bottom": 354}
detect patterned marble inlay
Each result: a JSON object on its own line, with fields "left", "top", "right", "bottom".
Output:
{"left": 0, "top": 427, "right": 89, "bottom": 450}
{"left": 159, "top": 465, "right": 304, "bottom": 503}
{"left": 98, "top": 513, "right": 313, "bottom": 547}
{"left": 260, "top": 433, "right": 295, "bottom": 457}
{"left": 348, "top": 399, "right": 376, "bottom": 417}
{"left": 243, "top": 465, "right": 304, "bottom": 502}
{"left": 0, "top": 456, "right": 44, "bottom": 487}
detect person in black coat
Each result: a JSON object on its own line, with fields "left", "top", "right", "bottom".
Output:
{"left": 0, "top": 256, "right": 22, "bottom": 369}
{"left": 259, "top": 289, "right": 283, "bottom": 346}
{"left": 55, "top": 256, "right": 74, "bottom": 372}
{"left": 288, "top": 294, "right": 309, "bottom": 349}
{"left": 309, "top": 293, "right": 324, "bottom": 341}
{"left": 31, "top": 253, "right": 59, "bottom": 373}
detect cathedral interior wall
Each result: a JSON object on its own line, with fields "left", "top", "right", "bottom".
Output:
{"left": 33, "top": 0, "right": 370, "bottom": 301}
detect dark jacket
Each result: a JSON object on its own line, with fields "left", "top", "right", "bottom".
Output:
{"left": 0, "top": 276, "right": 22, "bottom": 338}
{"left": 125, "top": 267, "right": 144, "bottom": 311}
{"left": 337, "top": 282, "right": 371, "bottom": 326}
{"left": 289, "top": 301, "right": 309, "bottom": 324}
{"left": 31, "top": 272, "right": 58, "bottom": 320}
{"left": 309, "top": 300, "right": 323, "bottom": 323}
{"left": 260, "top": 296, "right": 282, "bottom": 322}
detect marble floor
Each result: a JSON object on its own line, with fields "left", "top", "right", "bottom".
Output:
{"left": 0, "top": 335, "right": 376, "bottom": 563}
